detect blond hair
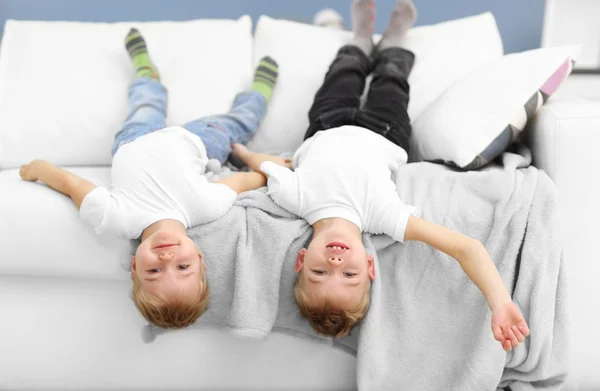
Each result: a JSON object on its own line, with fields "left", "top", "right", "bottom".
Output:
{"left": 131, "top": 270, "right": 210, "bottom": 329}
{"left": 294, "top": 277, "right": 371, "bottom": 338}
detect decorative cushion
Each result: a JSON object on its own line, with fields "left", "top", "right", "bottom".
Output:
{"left": 411, "top": 45, "right": 580, "bottom": 170}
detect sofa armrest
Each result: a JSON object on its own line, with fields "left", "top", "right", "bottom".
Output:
{"left": 527, "top": 98, "right": 600, "bottom": 182}
{"left": 526, "top": 98, "right": 600, "bottom": 388}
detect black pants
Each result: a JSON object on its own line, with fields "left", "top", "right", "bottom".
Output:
{"left": 305, "top": 45, "right": 415, "bottom": 153}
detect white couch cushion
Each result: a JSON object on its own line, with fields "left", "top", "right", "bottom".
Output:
{"left": 0, "top": 17, "right": 253, "bottom": 168}
{"left": 0, "top": 275, "right": 357, "bottom": 390}
{"left": 248, "top": 13, "right": 503, "bottom": 155}
{"left": 0, "top": 167, "right": 131, "bottom": 280}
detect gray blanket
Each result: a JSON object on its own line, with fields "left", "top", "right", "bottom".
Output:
{"left": 354, "top": 149, "right": 568, "bottom": 391}
{"left": 144, "top": 149, "right": 568, "bottom": 390}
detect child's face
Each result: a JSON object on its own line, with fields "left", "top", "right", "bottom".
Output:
{"left": 295, "top": 228, "right": 375, "bottom": 309}
{"left": 132, "top": 230, "right": 204, "bottom": 301}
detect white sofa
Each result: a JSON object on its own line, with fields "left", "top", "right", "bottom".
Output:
{"left": 1, "top": 14, "right": 599, "bottom": 391}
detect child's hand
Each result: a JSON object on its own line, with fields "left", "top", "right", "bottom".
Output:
{"left": 491, "top": 301, "right": 530, "bottom": 351}
{"left": 19, "top": 159, "right": 48, "bottom": 182}
{"left": 271, "top": 156, "right": 292, "bottom": 169}
{"left": 231, "top": 143, "right": 292, "bottom": 171}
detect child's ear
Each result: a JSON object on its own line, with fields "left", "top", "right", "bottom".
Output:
{"left": 367, "top": 255, "right": 375, "bottom": 280}
{"left": 295, "top": 249, "right": 307, "bottom": 272}
{"left": 131, "top": 256, "right": 137, "bottom": 278}
{"left": 198, "top": 251, "right": 205, "bottom": 266}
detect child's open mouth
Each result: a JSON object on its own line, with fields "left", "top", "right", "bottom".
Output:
{"left": 326, "top": 242, "right": 349, "bottom": 251}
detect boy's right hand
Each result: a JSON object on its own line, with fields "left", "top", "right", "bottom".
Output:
{"left": 20, "top": 159, "right": 49, "bottom": 182}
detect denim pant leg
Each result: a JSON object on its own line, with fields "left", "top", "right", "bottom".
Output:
{"left": 112, "top": 77, "right": 168, "bottom": 156}
{"left": 183, "top": 91, "right": 267, "bottom": 164}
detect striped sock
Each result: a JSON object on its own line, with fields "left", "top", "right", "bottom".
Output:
{"left": 252, "top": 56, "right": 278, "bottom": 102}
{"left": 125, "top": 28, "right": 160, "bottom": 80}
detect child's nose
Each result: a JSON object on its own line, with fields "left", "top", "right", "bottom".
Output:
{"left": 158, "top": 252, "right": 175, "bottom": 262}
{"left": 328, "top": 257, "right": 343, "bottom": 266}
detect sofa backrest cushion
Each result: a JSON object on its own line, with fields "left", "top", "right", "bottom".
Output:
{"left": 248, "top": 13, "right": 504, "bottom": 155}
{"left": 0, "top": 17, "right": 253, "bottom": 168}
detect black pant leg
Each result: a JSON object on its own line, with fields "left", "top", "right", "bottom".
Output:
{"left": 304, "top": 45, "right": 371, "bottom": 140}
{"left": 359, "top": 47, "right": 415, "bottom": 152}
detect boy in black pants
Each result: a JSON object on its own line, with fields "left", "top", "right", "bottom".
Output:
{"left": 304, "top": 0, "right": 414, "bottom": 155}
{"left": 233, "top": 0, "right": 529, "bottom": 351}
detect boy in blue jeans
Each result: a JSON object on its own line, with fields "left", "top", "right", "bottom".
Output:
{"left": 19, "top": 29, "right": 280, "bottom": 329}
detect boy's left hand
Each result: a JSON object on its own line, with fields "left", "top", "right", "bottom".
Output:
{"left": 491, "top": 301, "right": 530, "bottom": 351}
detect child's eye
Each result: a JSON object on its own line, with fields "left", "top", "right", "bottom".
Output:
{"left": 178, "top": 265, "right": 189, "bottom": 270}
{"left": 148, "top": 268, "right": 160, "bottom": 273}
{"left": 344, "top": 272, "right": 357, "bottom": 277}
{"left": 312, "top": 270, "right": 325, "bottom": 275}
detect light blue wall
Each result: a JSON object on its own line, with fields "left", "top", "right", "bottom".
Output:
{"left": 0, "top": 0, "right": 545, "bottom": 53}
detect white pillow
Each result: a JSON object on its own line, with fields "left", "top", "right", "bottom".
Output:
{"left": 411, "top": 45, "right": 580, "bottom": 169}
{"left": 0, "top": 17, "right": 253, "bottom": 168}
{"left": 248, "top": 13, "right": 503, "bottom": 155}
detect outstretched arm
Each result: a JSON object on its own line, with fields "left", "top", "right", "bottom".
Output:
{"left": 217, "top": 172, "right": 267, "bottom": 194}
{"left": 20, "top": 160, "right": 96, "bottom": 209}
{"left": 404, "top": 215, "right": 530, "bottom": 351}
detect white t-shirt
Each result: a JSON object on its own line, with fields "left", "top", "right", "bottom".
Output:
{"left": 261, "top": 126, "right": 418, "bottom": 242}
{"left": 80, "top": 126, "right": 237, "bottom": 239}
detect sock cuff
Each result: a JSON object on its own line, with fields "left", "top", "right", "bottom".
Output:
{"left": 252, "top": 83, "right": 274, "bottom": 102}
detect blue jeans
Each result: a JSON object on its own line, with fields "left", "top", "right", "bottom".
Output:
{"left": 112, "top": 77, "right": 267, "bottom": 163}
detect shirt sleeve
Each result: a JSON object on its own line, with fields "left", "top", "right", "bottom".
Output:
{"left": 79, "top": 187, "right": 128, "bottom": 237}
{"left": 260, "top": 161, "right": 301, "bottom": 216}
{"left": 196, "top": 183, "right": 238, "bottom": 223}
{"left": 367, "top": 194, "right": 419, "bottom": 243}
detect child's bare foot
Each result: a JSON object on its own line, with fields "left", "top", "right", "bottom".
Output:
{"left": 231, "top": 143, "right": 292, "bottom": 173}
{"left": 378, "top": 0, "right": 417, "bottom": 50}
{"left": 352, "top": 0, "right": 375, "bottom": 55}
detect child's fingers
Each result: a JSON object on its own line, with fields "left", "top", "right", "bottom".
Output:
{"left": 503, "top": 340, "right": 512, "bottom": 351}
{"left": 507, "top": 329, "right": 519, "bottom": 347}
{"left": 512, "top": 326, "right": 525, "bottom": 343}
{"left": 492, "top": 324, "right": 504, "bottom": 342}
{"left": 19, "top": 165, "right": 33, "bottom": 181}
{"left": 519, "top": 322, "right": 530, "bottom": 337}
